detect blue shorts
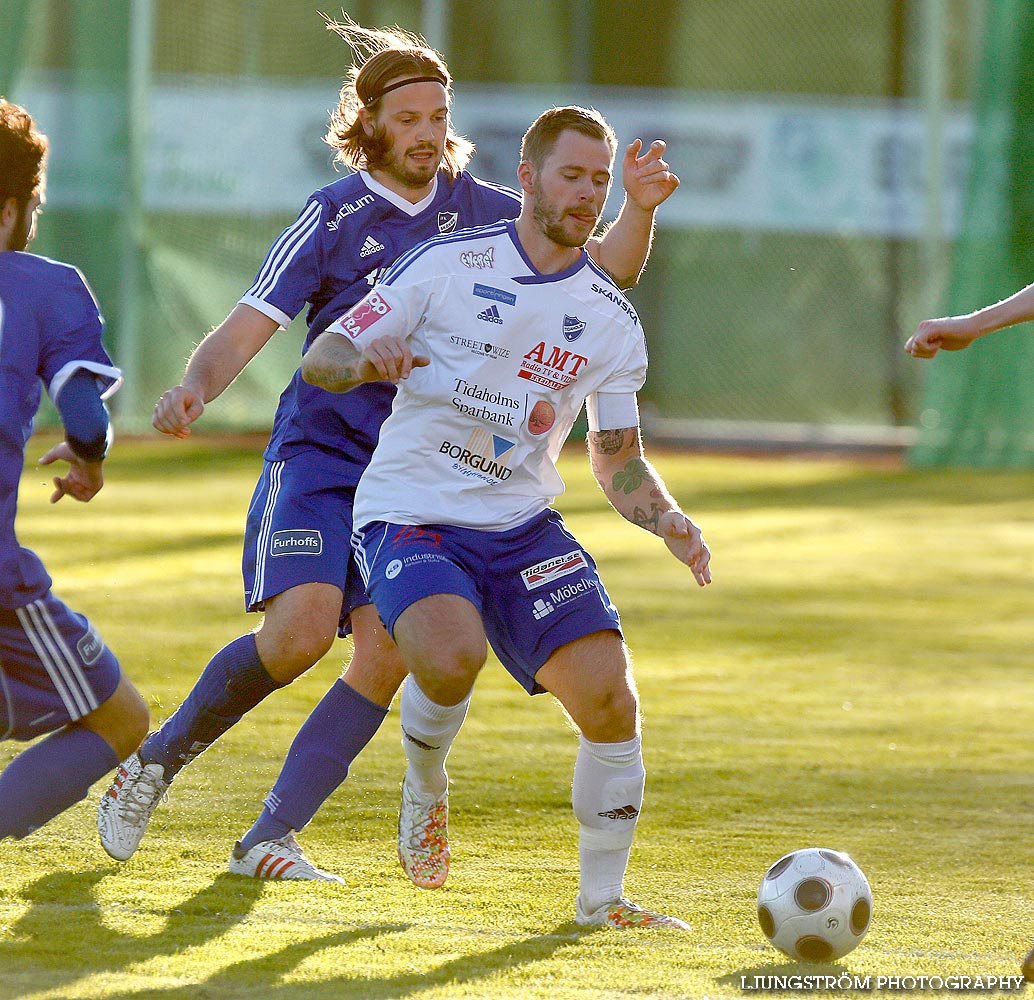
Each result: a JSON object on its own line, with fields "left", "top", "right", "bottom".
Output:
{"left": 0, "top": 594, "right": 121, "bottom": 742}
{"left": 243, "top": 457, "right": 371, "bottom": 636}
{"left": 353, "top": 509, "right": 622, "bottom": 694}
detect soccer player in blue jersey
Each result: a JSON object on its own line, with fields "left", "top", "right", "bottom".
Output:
{"left": 0, "top": 98, "right": 149, "bottom": 841}
{"left": 302, "top": 104, "right": 710, "bottom": 928}
{"left": 98, "top": 17, "right": 679, "bottom": 879}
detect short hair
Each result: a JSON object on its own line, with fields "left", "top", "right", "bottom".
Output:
{"left": 322, "top": 14, "right": 474, "bottom": 178}
{"left": 520, "top": 106, "right": 617, "bottom": 171}
{"left": 0, "top": 97, "right": 48, "bottom": 206}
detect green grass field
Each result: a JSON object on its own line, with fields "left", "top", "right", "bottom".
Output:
{"left": 2, "top": 434, "right": 1032, "bottom": 1000}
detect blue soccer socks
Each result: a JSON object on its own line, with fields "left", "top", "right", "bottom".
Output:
{"left": 142, "top": 633, "right": 281, "bottom": 777}
{"left": 0, "top": 726, "right": 118, "bottom": 839}
{"left": 239, "top": 679, "right": 388, "bottom": 850}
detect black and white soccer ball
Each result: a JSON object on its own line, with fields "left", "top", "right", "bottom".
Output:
{"left": 757, "top": 848, "right": 872, "bottom": 962}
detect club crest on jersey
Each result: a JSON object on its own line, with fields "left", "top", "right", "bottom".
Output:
{"left": 521, "top": 550, "right": 588, "bottom": 591}
{"left": 562, "top": 315, "right": 586, "bottom": 342}
{"left": 461, "top": 247, "right": 495, "bottom": 269}
{"left": 518, "top": 341, "right": 589, "bottom": 390}
{"left": 332, "top": 291, "right": 391, "bottom": 339}
{"left": 438, "top": 211, "right": 459, "bottom": 233}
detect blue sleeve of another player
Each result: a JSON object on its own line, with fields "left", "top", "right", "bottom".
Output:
{"left": 239, "top": 195, "right": 325, "bottom": 327}
{"left": 55, "top": 369, "right": 110, "bottom": 462}
{"left": 40, "top": 265, "right": 122, "bottom": 404}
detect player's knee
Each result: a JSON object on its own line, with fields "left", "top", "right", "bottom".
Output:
{"left": 411, "top": 643, "right": 484, "bottom": 704}
{"left": 578, "top": 682, "right": 639, "bottom": 742}
{"left": 256, "top": 624, "right": 336, "bottom": 681}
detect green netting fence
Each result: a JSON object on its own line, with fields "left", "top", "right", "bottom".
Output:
{"left": 2, "top": 0, "right": 994, "bottom": 456}
{"left": 908, "top": 0, "right": 1034, "bottom": 467}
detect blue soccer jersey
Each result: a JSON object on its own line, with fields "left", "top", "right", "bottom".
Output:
{"left": 0, "top": 252, "right": 121, "bottom": 608}
{"left": 240, "top": 169, "right": 521, "bottom": 487}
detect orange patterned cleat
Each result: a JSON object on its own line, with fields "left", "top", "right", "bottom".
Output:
{"left": 575, "top": 896, "right": 690, "bottom": 931}
{"left": 397, "top": 779, "right": 450, "bottom": 889}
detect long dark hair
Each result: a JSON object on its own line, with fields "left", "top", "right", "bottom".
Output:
{"left": 322, "top": 15, "right": 474, "bottom": 179}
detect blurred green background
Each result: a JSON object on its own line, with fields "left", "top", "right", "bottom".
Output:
{"left": 6, "top": 0, "right": 1033, "bottom": 464}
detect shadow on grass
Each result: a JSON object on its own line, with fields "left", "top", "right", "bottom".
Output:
{"left": 1, "top": 867, "right": 584, "bottom": 1000}
{"left": 93, "top": 924, "right": 415, "bottom": 1000}
{"left": 0, "top": 869, "right": 266, "bottom": 996}
{"left": 318, "top": 920, "right": 585, "bottom": 1000}
{"left": 36, "top": 915, "right": 587, "bottom": 1000}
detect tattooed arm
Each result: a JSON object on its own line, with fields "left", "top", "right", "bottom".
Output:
{"left": 302, "top": 332, "right": 428, "bottom": 393}
{"left": 587, "top": 425, "right": 712, "bottom": 586}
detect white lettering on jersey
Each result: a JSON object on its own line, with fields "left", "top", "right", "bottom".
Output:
{"left": 326, "top": 195, "right": 376, "bottom": 232}
{"left": 333, "top": 291, "right": 392, "bottom": 339}
{"left": 460, "top": 247, "right": 495, "bottom": 269}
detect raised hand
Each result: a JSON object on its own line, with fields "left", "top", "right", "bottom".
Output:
{"left": 622, "top": 139, "right": 680, "bottom": 212}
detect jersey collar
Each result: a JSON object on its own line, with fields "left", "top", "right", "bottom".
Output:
{"left": 360, "top": 170, "right": 440, "bottom": 217}
{"left": 506, "top": 219, "right": 589, "bottom": 284}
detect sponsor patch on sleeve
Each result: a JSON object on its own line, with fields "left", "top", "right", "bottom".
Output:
{"left": 329, "top": 291, "right": 392, "bottom": 339}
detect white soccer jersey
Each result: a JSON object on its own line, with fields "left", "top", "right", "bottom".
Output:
{"left": 327, "top": 220, "right": 647, "bottom": 531}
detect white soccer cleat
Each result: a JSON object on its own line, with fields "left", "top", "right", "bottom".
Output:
{"left": 97, "top": 752, "right": 170, "bottom": 861}
{"left": 397, "top": 779, "right": 450, "bottom": 889}
{"left": 575, "top": 896, "right": 690, "bottom": 931}
{"left": 228, "top": 833, "right": 345, "bottom": 882}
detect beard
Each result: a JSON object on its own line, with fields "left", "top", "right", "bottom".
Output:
{"left": 366, "top": 125, "right": 442, "bottom": 190}
{"left": 532, "top": 198, "right": 598, "bottom": 249}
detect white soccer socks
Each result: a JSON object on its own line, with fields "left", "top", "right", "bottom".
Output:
{"left": 399, "top": 677, "right": 471, "bottom": 796}
{"left": 572, "top": 734, "right": 646, "bottom": 915}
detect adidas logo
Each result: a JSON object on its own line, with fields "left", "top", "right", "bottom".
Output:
{"left": 359, "top": 235, "right": 386, "bottom": 258}
{"left": 597, "top": 805, "right": 639, "bottom": 821}
{"left": 477, "top": 304, "right": 503, "bottom": 325}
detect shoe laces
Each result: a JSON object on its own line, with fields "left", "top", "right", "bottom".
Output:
{"left": 270, "top": 833, "right": 304, "bottom": 859}
{"left": 400, "top": 785, "right": 445, "bottom": 853}
{"left": 119, "top": 765, "right": 168, "bottom": 822}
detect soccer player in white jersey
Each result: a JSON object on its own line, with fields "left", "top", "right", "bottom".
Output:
{"left": 98, "top": 16, "right": 680, "bottom": 880}
{"left": 0, "top": 98, "right": 149, "bottom": 840}
{"left": 302, "top": 105, "right": 710, "bottom": 929}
